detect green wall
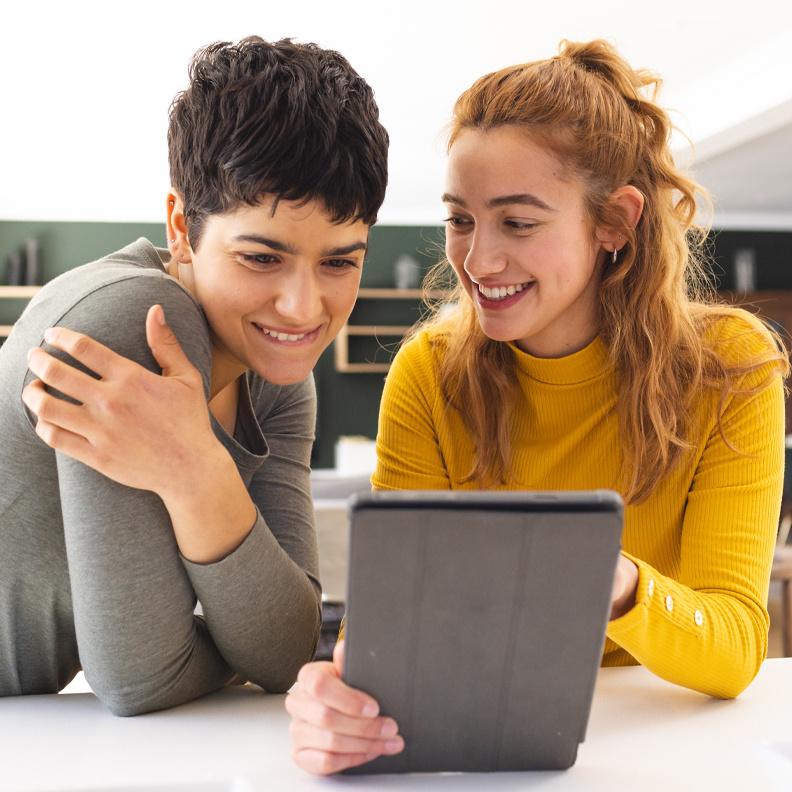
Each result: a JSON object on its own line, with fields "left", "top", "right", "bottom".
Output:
{"left": 0, "top": 220, "right": 444, "bottom": 469}
{"left": 3, "top": 222, "right": 792, "bottom": 468}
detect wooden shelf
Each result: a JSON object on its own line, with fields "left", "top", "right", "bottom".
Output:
{"left": 0, "top": 286, "right": 41, "bottom": 298}
{"left": 335, "top": 288, "right": 450, "bottom": 373}
{"left": 0, "top": 286, "right": 41, "bottom": 339}
{"left": 336, "top": 361, "right": 393, "bottom": 374}
{"left": 334, "top": 324, "right": 415, "bottom": 373}
{"left": 356, "top": 288, "right": 447, "bottom": 300}
{"left": 343, "top": 325, "right": 414, "bottom": 336}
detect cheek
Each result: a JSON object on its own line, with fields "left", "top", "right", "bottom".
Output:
{"left": 330, "top": 281, "right": 362, "bottom": 323}
{"left": 573, "top": 243, "right": 603, "bottom": 284}
{"left": 205, "top": 290, "right": 245, "bottom": 323}
{"left": 543, "top": 238, "right": 599, "bottom": 283}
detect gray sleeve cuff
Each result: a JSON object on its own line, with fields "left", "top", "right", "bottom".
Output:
{"left": 180, "top": 511, "right": 322, "bottom": 692}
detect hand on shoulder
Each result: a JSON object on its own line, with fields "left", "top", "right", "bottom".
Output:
{"left": 22, "top": 304, "right": 219, "bottom": 498}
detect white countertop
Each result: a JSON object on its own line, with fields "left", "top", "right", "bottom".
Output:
{"left": 3, "top": 660, "right": 792, "bottom": 791}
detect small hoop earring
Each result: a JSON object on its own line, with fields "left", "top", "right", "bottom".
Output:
{"left": 612, "top": 247, "right": 618, "bottom": 264}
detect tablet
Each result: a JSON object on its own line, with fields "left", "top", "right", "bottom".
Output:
{"left": 342, "top": 489, "right": 623, "bottom": 774}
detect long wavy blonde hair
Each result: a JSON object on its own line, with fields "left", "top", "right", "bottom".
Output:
{"left": 415, "top": 39, "right": 789, "bottom": 505}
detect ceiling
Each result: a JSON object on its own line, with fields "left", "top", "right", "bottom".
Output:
{"left": 686, "top": 101, "right": 792, "bottom": 229}
{"left": 2, "top": 0, "right": 791, "bottom": 229}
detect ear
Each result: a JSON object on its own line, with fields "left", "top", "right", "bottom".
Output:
{"left": 166, "top": 189, "right": 193, "bottom": 264}
{"left": 596, "top": 185, "right": 644, "bottom": 253}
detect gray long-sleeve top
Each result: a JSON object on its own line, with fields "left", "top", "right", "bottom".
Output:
{"left": 0, "top": 239, "right": 322, "bottom": 715}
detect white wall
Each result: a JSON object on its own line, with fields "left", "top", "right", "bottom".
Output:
{"left": 2, "top": 0, "right": 791, "bottom": 226}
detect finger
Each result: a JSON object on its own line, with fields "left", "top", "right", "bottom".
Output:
{"left": 41, "top": 326, "right": 119, "bottom": 379}
{"left": 333, "top": 638, "right": 345, "bottom": 669}
{"left": 290, "top": 718, "right": 403, "bottom": 758}
{"left": 22, "top": 378, "right": 86, "bottom": 433}
{"left": 295, "top": 659, "right": 380, "bottom": 719}
{"left": 285, "top": 687, "right": 398, "bottom": 741}
{"left": 26, "top": 347, "right": 99, "bottom": 405}
{"left": 32, "top": 416, "right": 96, "bottom": 462}
{"left": 292, "top": 746, "right": 383, "bottom": 776}
{"left": 145, "top": 305, "right": 195, "bottom": 378}
{"left": 609, "top": 555, "right": 639, "bottom": 620}
{"left": 22, "top": 379, "right": 96, "bottom": 458}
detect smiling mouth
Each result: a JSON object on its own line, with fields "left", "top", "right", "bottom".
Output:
{"left": 254, "top": 324, "right": 320, "bottom": 343}
{"left": 477, "top": 282, "right": 533, "bottom": 301}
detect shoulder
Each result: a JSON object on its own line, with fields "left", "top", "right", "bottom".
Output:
{"left": 30, "top": 238, "right": 204, "bottom": 333}
{"left": 23, "top": 239, "right": 211, "bottom": 380}
{"left": 391, "top": 327, "right": 447, "bottom": 383}
{"left": 697, "top": 309, "right": 788, "bottom": 406}
{"left": 34, "top": 238, "right": 173, "bottom": 300}
{"left": 381, "top": 327, "right": 452, "bottom": 415}
{"left": 700, "top": 309, "right": 783, "bottom": 364}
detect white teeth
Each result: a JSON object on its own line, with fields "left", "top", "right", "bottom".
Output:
{"left": 478, "top": 282, "right": 531, "bottom": 301}
{"left": 263, "top": 328, "right": 308, "bottom": 341}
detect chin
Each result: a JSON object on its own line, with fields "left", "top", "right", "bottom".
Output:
{"left": 252, "top": 361, "right": 316, "bottom": 386}
{"left": 478, "top": 325, "right": 521, "bottom": 344}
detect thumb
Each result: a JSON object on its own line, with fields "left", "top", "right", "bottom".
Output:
{"left": 145, "top": 304, "right": 191, "bottom": 377}
{"left": 333, "top": 639, "right": 345, "bottom": 676}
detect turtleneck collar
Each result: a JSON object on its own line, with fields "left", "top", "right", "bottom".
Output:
{"left": 507, "top": 336, "right": 613, "bottom": 385}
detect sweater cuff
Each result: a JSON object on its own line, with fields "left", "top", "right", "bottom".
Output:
{"left": 607, "top": 552, "right": 705, "bottom": 646}
{"left": 179, "top": 511, "right": 274, "bottom": 599}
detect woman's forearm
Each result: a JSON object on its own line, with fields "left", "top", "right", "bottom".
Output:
{"left": 158, "top": 440, "right": 258, "bottom": 564}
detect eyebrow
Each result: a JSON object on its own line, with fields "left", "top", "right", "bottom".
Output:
{"left": 441, "top": 192, "right": 556, "bottom": 213}
{"left": 231, "top": 235, "right": 368, "bottom": 257}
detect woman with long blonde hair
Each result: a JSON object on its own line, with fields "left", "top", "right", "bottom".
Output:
{"left": 287, "top": 39, "right": 788, "bottom": 775}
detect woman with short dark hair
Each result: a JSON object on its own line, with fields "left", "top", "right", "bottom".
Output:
{"left": 0, "top": 36, "right": 389, "bottom": 716}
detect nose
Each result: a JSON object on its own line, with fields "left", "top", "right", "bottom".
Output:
{"left": 461, "top": 228, "right": 508, "bottom": 280}
{"left": 273, "top": 269, "right": 323, "bottom": 327}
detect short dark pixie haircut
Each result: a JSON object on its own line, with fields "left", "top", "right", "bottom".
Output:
{"left": 168, "top": 36, "right": 389, "bottom": 249}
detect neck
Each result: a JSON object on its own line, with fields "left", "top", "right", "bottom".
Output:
{"left": 209, "top": 343, "right": 247, "bottom": 401}
{"left": 209, "top": 373, "right": 240, "bottom": 436}
{"left": 166, "top": 256, "right": 246, "bottom": 399}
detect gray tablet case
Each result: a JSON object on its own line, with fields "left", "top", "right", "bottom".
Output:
{"left": 342, "top": 489, "right": 623, "bottom": 775}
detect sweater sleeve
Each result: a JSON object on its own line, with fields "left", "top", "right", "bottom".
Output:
{"left": 372, "top": 335, "right": 452, "bottom": 491}
{"left": 607, "top": 364, "right": 785, "bottom": 698}
{"left": 181, "top": 375, "right": 322, "bottom": 694}
{"left": 35, "top": 275, "right": 318, "bottom": 714}
{"left": 41, "top": 276, "right": 237, "bottom": 714}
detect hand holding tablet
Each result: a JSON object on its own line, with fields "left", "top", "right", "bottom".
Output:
{"left": 286, "top": 639, "right": 405, "bottom": 775}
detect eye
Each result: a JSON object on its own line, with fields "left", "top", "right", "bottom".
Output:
{"left": 322, "top": 258, "right": 359, "bottom": 272}
{"left": 240, "top": 253, "right": 279, "bottom": 268}
{"left": 505, "top": 219, "right": 538, "bottom": 231}
{"left": 443, "top": 216, "right": 473, "bottom": 229}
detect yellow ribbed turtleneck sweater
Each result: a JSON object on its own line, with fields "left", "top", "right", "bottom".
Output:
{"left": 371, "top": 320, "right": 784, "bottom": 699}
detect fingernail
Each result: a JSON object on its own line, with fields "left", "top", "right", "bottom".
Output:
{"left": 362, "top": 703, "right": 378, "bottom": 718}
{"left": 384, "top": 739, "right": 404, "bottom": 754}
{"left": 43, "top": 328, "right": 55, "bottom": 343}
{"left": 156, "top": 307, "right": 166, "bottom": 325}
{"left": 380, "top": 720, "right": 398, "bottom": 738}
